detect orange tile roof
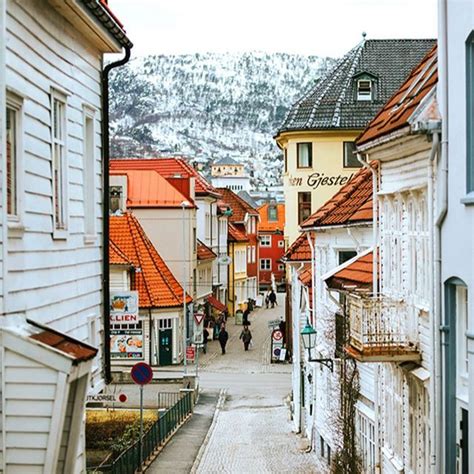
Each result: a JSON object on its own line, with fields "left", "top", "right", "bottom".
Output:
{"left": 298, "top": 264, "right": 313, "bottom": 308}
{"left": 110, "top": 240, "right": 132, "bottom": 265}
{"left": 228, "top": 223, "right": 249, "bottom": 242}
{"left": 258, "top": 203, "right": 285, "bottom": 232}
{"left": 197, "top": 240, "right": 217, "bottom": 260}
{"left": 357, "top": 45, "right": 438, "bottom": 146}
{"left": 110, "top": 158, "right": 220, "bottom": 197}
{"left": 325, "top": 251, "right": 374, "bottom": 291}
{"left": 300, "top": 162, "right": 377, "bottom": 230}
{"left": 28, "top": 320, "right": 97, "bottom": 364}
{"left": 111, "top": 169, "right": 194, "bottom": 208}
{"left": 283, "top": 234, "right": 311, "bottom": 262}
{"left": 216, "top": 188, "right": 259, "bottom": 223}
{"left": 110, "top": 213, "right": 192, "bottom": 308}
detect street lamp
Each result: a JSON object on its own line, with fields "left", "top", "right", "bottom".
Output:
{"left": 181, "top": 200, "right": 191, "bottom": 375}
{"left": 300, "top": 319, "right": 334, "bottom": 372}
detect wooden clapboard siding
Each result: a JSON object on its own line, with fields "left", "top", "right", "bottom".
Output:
{"left": 5, "top": 0, "right": 104, "bottom": 377}
{"left": 3, "top": 348, "right": 58, "bottom": 471}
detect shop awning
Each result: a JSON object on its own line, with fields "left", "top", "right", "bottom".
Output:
{"left": 206, "top": 295, "right": 227, "bottom": 313}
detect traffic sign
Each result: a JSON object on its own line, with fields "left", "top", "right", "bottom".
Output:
{"left": 194, "top": 313, "right": 205, "bottom": 325}
{"left": 130, "top": 362, "right": 153, "bottom": 385}
{"left": 272, "top": 329, "right": 283, "bottom": 342}
{"left": 267, "top": 319, "right": 281, "bottom": 328}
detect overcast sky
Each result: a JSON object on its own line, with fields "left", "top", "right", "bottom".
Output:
{"left": 110, "top": 0, "right": 438, "bottom": 58}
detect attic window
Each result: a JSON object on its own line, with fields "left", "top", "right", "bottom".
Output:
{"left": 110, "top": 186, "right": 123, "bottom": 214}
{"left": 357, "top": 79, "right": 372, "bottom": 101}
{"left": 268, "top": 206, "right": 278, "bottom": 221}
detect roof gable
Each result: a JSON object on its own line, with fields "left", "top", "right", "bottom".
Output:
{"left": 283, "top": 234, "right": 311, "bottom": 262}
{"left": 217, "top": 188, "right": 259, "bottom": 223}
{"left": 197, "top": 240, "right": 217, "bottom": 260}
{"left": 110, "top": 213, "right": 191, "bottom": 308}
{"left": 300, "top": 161, "right": 377, "bottom": 229}
{"left": 258, "top": 203, "right": 285, "bottom": 232}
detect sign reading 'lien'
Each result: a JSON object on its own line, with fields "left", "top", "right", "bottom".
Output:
{"left": 289, "top": 172, "right": 354, "bottom": 189}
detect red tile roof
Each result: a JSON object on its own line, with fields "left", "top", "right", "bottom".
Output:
{"left": 197, "top": 240, "right": 217, "bottom": 261}
{"left": 325, "top": 250, "right": 374, "bottom": 291}
{"left": 110, "top": 213, "right": 192, "bottom": 308}
{"left": 298, "top": 264, "right": 313, "bottom": 307}
{"left": 258, "top": 203, "right": 285, "bottom": 232}
{"left": 111, "top": 169, "right": 194, "bottom": 208}
{"left": 228, "top": 223, "right": 249, "bottom": 242}
{"left": 357, "top": 46, "right": 438, "bottom": 146}
{"left": 206, "top": 295, "right": 227, "bottom": 313}
{"left": 283, "top": 234, "right": 311, "bottom": 262}
{"left": 110, "top": 240, "right": 132, "bottom": 265}
{"left": 28, "top": 320, "right": 97, "bottom": 364}
{"left": 110, "top": 158, "right": 220, "bottom": 197}
{"left": 216, "top": 188, "right": 259, "bottom": 223}
{"left": 300, "top": 162, "right": 377, "bottom": 230}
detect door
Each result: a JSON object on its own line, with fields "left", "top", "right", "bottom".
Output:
{"left": 460, "top": 408, "right": 469, "bottom": 474}
{"left": 158, "top": 318, "right": 173, "bottom": 366}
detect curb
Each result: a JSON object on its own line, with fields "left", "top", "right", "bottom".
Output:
{"left": 189, "top": 388, "right": 227, "bottom": 473}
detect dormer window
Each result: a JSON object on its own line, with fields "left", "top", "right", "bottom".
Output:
{"left": 357, "top": 79, "right": 372, "bottom": 101}
{"left": 110, "top": 186, "right": 123, "bottom": 214}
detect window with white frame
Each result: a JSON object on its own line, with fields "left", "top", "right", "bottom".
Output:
{"left": 205, "top": 212, "right": 211, "bottom": 238}
{"left": 383, "top": 365, "right": 404, "bottom": 462}
{"left": 252, "top": 245, "right": 256, "bottom": 263}
{"left": 357, "top": 79, "right": 373, "bottom": 101}
{"left": 51, "top": 90, "right": 68, "bottom": 234}
{"left": 247, "top": 246, "right": 251, "bottom": 263}
{"left": 260, "top": 235, "right": 271, "bottom": 247}
{"left": 278, "top": 263, "right": 284, "bottom": 271}
{"left": 260, "top": 258, "right": 271, "bottom": 271}
{"left": 6, "top": 98, "right": 21, "bottom": 218}
{"left": 278, "top": 240, "right": 284, "bottom": 248}
{"left": 356, "top": 407, "right": 376, "bottom": 474}
{"left": 83, "top": 107, "right": 96, "bottom": 238}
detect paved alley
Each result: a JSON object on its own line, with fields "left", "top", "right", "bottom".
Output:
{"left": 192, "top": 296, "right": 318, "bottom": 474}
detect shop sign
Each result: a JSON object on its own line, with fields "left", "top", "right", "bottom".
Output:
{"left": 111, "top": 329, "right": 143, "bottom": 359}
{"left": 288, "top": 173, "right": 354, "bottom": 189}
{"left": 110, "top": 291, "right": 138, "bottom": 319}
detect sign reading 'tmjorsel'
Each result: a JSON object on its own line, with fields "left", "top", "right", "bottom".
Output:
{"left": 289, "top": 172, "right": 354, "bottom": 189}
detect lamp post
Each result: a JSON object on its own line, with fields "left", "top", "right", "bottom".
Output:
{"left": 181, "top": 200, "right": 191, "bottom": 375}
{"left": 301, "top": 319, "right": 334, "bottom": 372}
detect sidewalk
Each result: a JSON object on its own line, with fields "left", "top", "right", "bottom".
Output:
{"left": 146, "top": 391, "right": 219, "bottom": 473}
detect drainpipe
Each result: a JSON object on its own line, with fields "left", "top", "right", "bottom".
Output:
{"left": 436, "top": 1, "right": 449, "bottom": 468}
{"left": 357, "top": 154, "right": 378, "bottom": 294}
{"left": 306, "top": 232, "right": 317, "bottom": 326}
{"left": 428, "top": 131, "right": 441, "bottom": 472}
{"left": 102, "top": 46, "right": 132, "bottom": 384}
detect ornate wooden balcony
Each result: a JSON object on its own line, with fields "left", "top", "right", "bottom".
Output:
{"left": 346, "top": 294, "right": 421, "bottom": 362}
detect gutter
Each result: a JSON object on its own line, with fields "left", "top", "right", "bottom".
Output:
{"left": 101, "top": 45, "right": 132, "bottom": 384}
{"left": 356, "top": 154, "right": 378, "bottom": 294}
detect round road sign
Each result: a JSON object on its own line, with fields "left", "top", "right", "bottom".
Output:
{"left": 272, "top": 329, "right": 283, "bottom": 342}
{"left": 130, "top": 362, "right": 153, "bottom": 385}
{"left": 118, "top": 393, "right": 128, "bottom": 403}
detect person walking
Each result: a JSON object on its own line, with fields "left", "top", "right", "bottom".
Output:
{"left": 218, "top": 324, "right": 229, "bottom": 355}
{"left": 269, "top": 290, "right": 277, "bottom": 308}
{"left": 242, "top": 308, "right": 250, "bottom": 326}
{"left": 203, "top": 327, "right": 209, "bottom": 354}
{"left": 240, "top": 325, "right": 252, "bottom": 351}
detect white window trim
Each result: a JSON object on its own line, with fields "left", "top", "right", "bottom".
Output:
{"left": 357, "top": 79, "right": 373, "bottom": 101}
{"left": 260, "top": 235, "right": 271, "bottom": 247}
{"left": 260, "top": 258, "right": 271, "bottom": 271}
{"left": 51, "top": 88, "right": 69, "bottom": 239}
{"left": 6, "top": 90, "right": 25, "bottom": 237}
{"left": 83, "top": 105, "right": 97, "bottom": 244}
{"left": 87, "top": 314, "right": 100, "bottom": 374}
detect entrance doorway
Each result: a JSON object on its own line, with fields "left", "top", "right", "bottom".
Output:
{"left": 159, "top": 319, "right": 173, "bottom": 366}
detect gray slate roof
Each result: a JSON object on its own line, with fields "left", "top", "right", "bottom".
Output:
{"left": 279, "top": 39, "right": 435, "bottom": 132}
{"left": 213, "top": 156, "right": 240, "bottom": 166}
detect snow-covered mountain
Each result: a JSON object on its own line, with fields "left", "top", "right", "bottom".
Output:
{"left": 109, "top": 52, "right": 334, "bottom": 189}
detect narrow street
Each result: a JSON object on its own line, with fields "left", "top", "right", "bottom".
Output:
{"left": 195, "top": 295, "right": 317, "bottom": 473}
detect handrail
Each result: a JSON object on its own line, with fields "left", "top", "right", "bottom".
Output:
{"left": 87, "top": 391, "right": 193, "bottom": 473}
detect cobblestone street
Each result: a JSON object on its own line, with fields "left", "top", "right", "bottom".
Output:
{"left": 192, "top": 296, "right": 319, "bottom": 473}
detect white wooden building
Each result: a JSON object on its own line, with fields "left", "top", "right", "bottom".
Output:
{"left": 355, "top": 45, "right": 439, "bottom": 473}
{"left": 0, "top": 0, "right": 132, "bottom": 471}
{"left": 298, "top": 164, "right": 376, "bottom": 473}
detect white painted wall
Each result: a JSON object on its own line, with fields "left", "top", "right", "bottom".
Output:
{"left": 441, "top": 2, "right": 474, "bottom": 470}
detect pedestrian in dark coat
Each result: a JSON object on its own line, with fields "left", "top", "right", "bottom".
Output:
{"left": 242, "top": 308, "right": 250, "bottom": 326}
{"left": 269, "top": 290, "right": 277, "bottom": 308}
{"left": 203, "top": 327, "right": 209, "bottom": 354}
{"left": 218, "top": 325, "right": 229, "bottom": 355}
{"left": 240, "top": 326, "right": 252, "bottom": 351}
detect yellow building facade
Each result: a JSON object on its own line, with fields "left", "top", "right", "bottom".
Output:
{"left": 227, "top": 239, "right": 248, "bottom": 316}
{"left": 277, "top": 130, "right": 361, "bottom": 245}
{"left": 275, "top": 38, "right": 435, "bottom": 247}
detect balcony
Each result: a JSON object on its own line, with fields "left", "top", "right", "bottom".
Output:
{"left": 346, "top": 294, "right": 421, "bottom": 362}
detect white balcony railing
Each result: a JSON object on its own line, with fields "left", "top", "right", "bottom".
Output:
{"left": 347, "top": 294, "right": 419, "bottom": 360}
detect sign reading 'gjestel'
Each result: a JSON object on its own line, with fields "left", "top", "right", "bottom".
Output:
{"left": 289, "top": 172, "right": 354, "bottom": 189}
